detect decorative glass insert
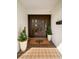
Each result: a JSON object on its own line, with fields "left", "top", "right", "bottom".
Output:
{"left": 32, "top": 19, "right": 34, "bottom": 23}
{"left": 35, "top": 19, "right": 37, "bottom": 23}
{"left": 35, "top": 24, "right": 37, "bottom": 27}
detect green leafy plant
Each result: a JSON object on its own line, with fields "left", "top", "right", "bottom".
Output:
{"left": 46, "top": 25, "right": 52, "bottom": 35}
{"left": 18, "top": 27, "right": 27, "bottom": 42}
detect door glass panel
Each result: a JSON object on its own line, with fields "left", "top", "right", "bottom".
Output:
{"left": 32, "top": 19, "right": 34, "bottom": 23}
{"left": 35, "top": 19, "right": 37, "bottom": 23}
{"left": 35, "top": 24, "right": 37, "bottom": 27}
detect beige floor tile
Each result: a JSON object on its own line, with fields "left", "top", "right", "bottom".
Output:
{"left": 18, "top": 48, "right": 61, "bottom": 59}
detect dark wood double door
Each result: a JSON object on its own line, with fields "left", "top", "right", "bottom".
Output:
{"left": 28, "top": 15, "right": 51, "bottom": 38}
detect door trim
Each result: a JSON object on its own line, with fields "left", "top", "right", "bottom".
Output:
{"left": 28, "top": 15, "right": 51, "bottom": 38}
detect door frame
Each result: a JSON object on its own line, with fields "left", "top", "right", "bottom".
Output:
{"left": 28, "top": 14, "right": 51, "bottom": 38}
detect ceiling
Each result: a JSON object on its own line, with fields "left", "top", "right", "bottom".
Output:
{"left": 19, "top": 0, "right": 59, "bottom": 10}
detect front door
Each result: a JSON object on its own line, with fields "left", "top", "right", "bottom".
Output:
{"left": 28, "top": 15, "right": 51, "bottom": 38}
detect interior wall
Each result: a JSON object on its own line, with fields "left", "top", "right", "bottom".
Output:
{"left": 17, "top": 0, "right": 28, "bottom": 52}
{"left": 51, "top": 8, "right": 62, "bottom": 46}
{"left": 51, "top": 0, "right": 62, "bottom": 53}
{"left": 17, "top": 0, "right": 28, "bottom": 36}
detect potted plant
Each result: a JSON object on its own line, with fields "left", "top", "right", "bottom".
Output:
{"left": 47, "top": 25, "right": 52, "bottom": 41}
{"left": 18, "top": 27, "right": 28, "bottom": 52}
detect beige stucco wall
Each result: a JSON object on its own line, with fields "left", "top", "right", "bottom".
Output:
{"left": 51, "top": 0, "right": 62, "bottom": 53}
{"left": 17, "top": 0, "right": 28, "bottom": 52}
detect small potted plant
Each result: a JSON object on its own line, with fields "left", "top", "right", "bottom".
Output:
{"left": 18, "top": 27, "right": 28, "bottom": 52}
{"left": 47, "top": 25, "right": 52, "bottom": 41}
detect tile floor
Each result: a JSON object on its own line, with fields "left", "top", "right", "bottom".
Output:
{"left": 18, "top": 48, "right": 61, "bottom": 59}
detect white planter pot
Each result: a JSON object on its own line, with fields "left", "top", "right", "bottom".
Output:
{"left": 47, "top": 35, "right": 52, "bottom": 41}
{"left": 17, "top": 41, "right": 20, "bottom": 53}
{"left": 19, "top": 40, "right": 28, "bottom": 52}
